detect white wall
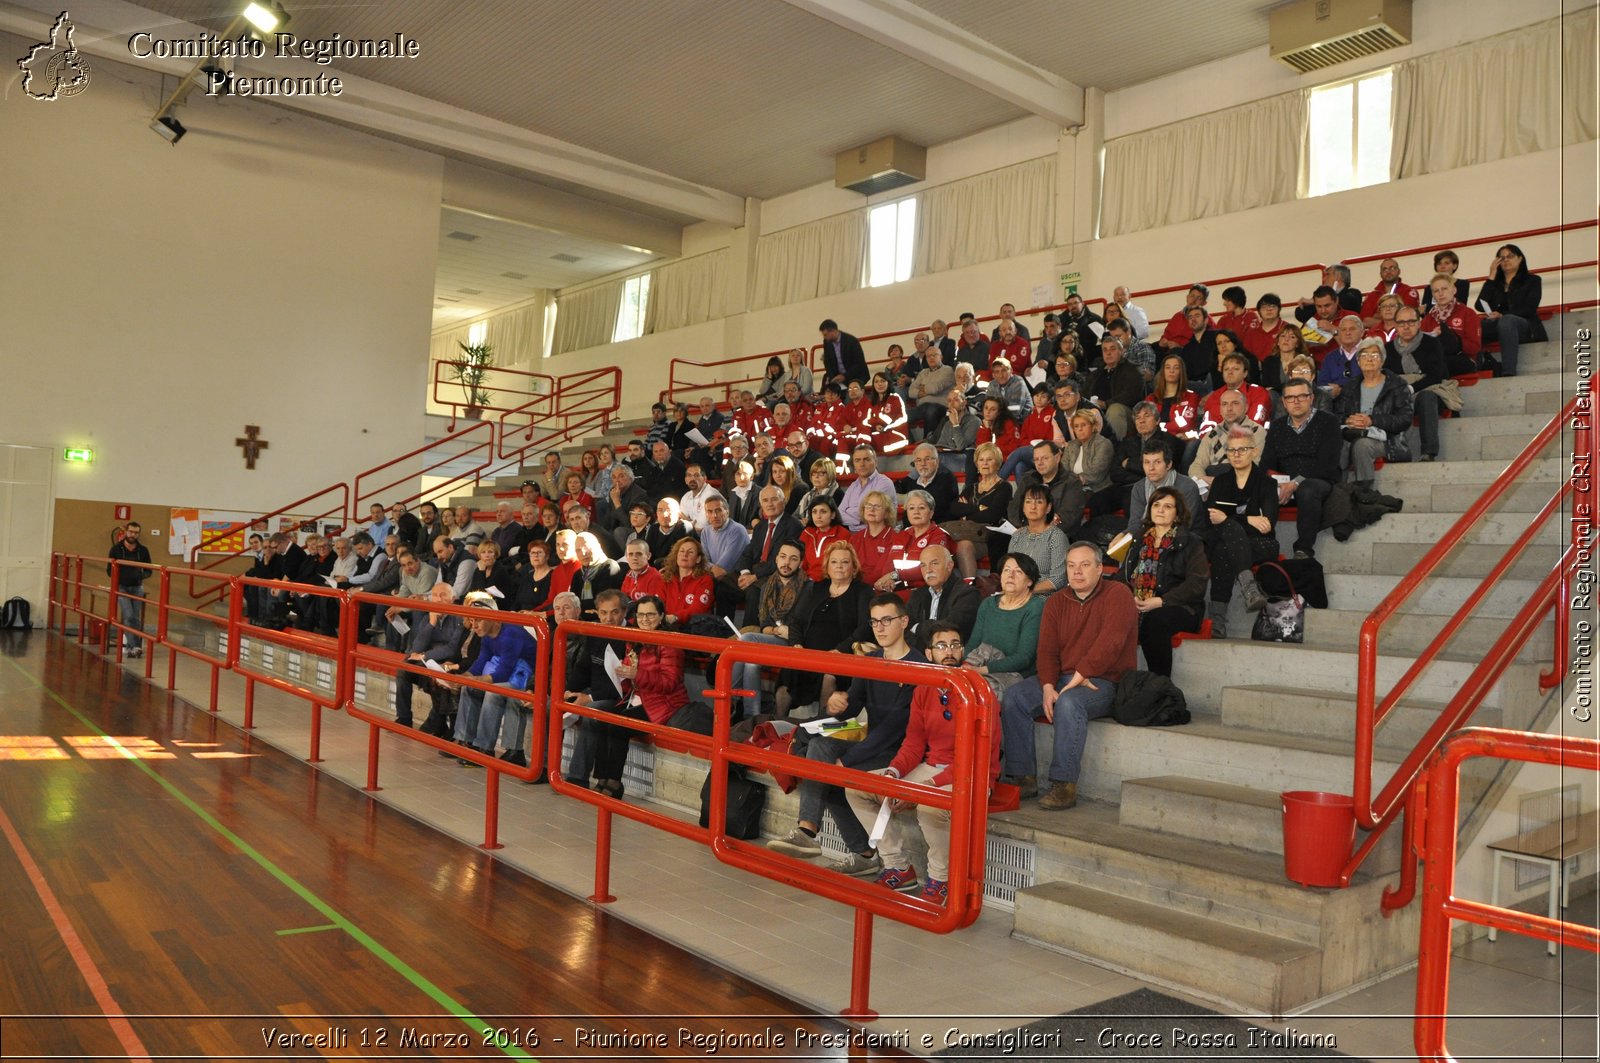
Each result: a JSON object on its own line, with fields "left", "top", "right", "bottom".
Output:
{"left": 0, "top": 34, "right": 442, "bottom": 512}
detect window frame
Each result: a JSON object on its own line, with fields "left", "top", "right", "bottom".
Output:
{"left": 1306, "top": 66, "right": 1394, "bottom": 199}
{"left": 612, "top": 272, "right": 652, "bottom": 343}
{"left": 864, "top": 195, "right": 917, "bottom": 289}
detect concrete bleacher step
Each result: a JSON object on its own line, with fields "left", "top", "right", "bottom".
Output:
{"left": 997, "top": 802, "right": 1373, "bottom": 946}
{"left": 1058, "top": 712, "right": 1401, "bottom": 804}
{"left": 1320, "top": 572, "right": 1543, "bottom": 616}
{"left": 1170, "top": 640, "right": 1540, "bottom": 717}
{"left": 1299, "top": 607, "right": 1554, "bottom": 660}
{"left": 1013, "top": 880, "right": 1326, "bottom": 1015}
{"left": 1219, "top": 684, "right": 1504, "bottom": 750}
{"left": 1119, "top": 776, "right": 1291, "bottom": 856}
{"left": 1317, "top": 541, "right": 1563, "bottom": 580}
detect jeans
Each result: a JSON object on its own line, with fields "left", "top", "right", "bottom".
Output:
{"left": 733, "top": 633, "right": 787, "bottom": 718}
{"left": 1000, "top": 673, "right": 1117, "bottom": 784}
{"left": 473, "top": 690, "right": 514, "bottom": 752}
{"left": 118, "top": 586, "right": 145, "bottom": 649}
{"left": 998, "top": 446, "right": 1035, "bottom": 483}
{"left": 792, "top": 731, "right": 876, "bottom": 853}
{"left": 454, "top": 686, "right": 484, "bottom": 746}
{"left": 1482, "top": 314, "right": 1529, "bottom": 376}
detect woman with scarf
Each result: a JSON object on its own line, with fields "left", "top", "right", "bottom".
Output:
{"left": 1120, "top": 487, "right": 1210, "bottom": 676}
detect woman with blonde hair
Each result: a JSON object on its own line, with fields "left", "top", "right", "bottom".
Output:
{"left": 795, "top": 456, "right": 843, "bottom": 526}
{"left": 659, "top": 536, "right": 714, "bottom": 628}
{"left": 850, "top": 489, "right": 900, "bottom": 592}
{"left": 944, "top": 441, "right": 1013, "bottom": 580}
{"left": 775, "top": 541, "right": 872, "bottom": 714}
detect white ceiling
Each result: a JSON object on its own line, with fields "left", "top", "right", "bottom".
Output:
{"left": 432, "top": 208, "right": 657, "bottom": 326}
{"left": 71, "top": 0, "right": 1277, "bottom": 326}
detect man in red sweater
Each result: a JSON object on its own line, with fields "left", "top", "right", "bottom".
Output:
{"left": 999, "top": 542, "right": 1137, "bottom": 810}
{"left": 846, "top": 620, "right": 1000, "bottom": 905}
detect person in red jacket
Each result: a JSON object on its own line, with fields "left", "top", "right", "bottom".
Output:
{"left": 614, "top": 596, "right": 689, "bottom": 727}
{"left": 1199, "top": 354, "right": 1273, "bottom": 428}
{"left": 1422, "top": 273, "right": 1484, "bottom": 376}
{"left": 660, "top": 537, "right": 715, "bottom": 627}
{"left": 989, "top": 319, "right": 1033, "bottom": 378}
{"left": 1158, "top": 283, "right": 1210, "bottom": 348}
{"left": 846, "top": 619, "right": 1000, "bottom": 905}
{"left": 1241, "top": 293, "right": 1291, "bottom": 366}
{"left": 1360, "top": 257, "right": 1422, "bottom": 325}
{"left": 799, "top": 497, "right": 852, "bottom": 582}
{"left": 619, "top": 539, "right": 667, "bottom": 602}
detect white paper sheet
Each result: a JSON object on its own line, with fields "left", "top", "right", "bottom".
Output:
{"left": 485, "top": 586, "right": 504, "bottom": 598}
{"left": 986, "top": 520, "right": 1018, "bottom": 534}
{"left": 389, "top": 616, "right": 410, "bottom": 636}
{"left": 868, "top": 798, "right": 893, "bottom": 846}
{"left": 423, "top": 658, "right": 445, "bottom": 672}
{"left": 686, "top": 427, "right": 709, "bottom": 446}
{"left": 603, "top": 644, "right": 624, "bottom": 696}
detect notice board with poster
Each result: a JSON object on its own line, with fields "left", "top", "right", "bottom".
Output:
{"left": 170, "top": 509, "right": 327, "bottom": 560}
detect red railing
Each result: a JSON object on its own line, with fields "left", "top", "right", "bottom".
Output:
{"left": 1414, "top": 728, "right": 1600, "bottom": 1062}
{"left": 431, "top": 360, "right": 556, "bottom": 430}
{"left": 1342, "top": 374, "right": 1596, "bottom": 899}
{"left": 46, "top": 553, "right": 997, "bottom": 1019}
{"left": 179, "top": 365, "right": 621, "bottom": 607}
{"left": 547, "top": 620, "right": 995, "bottom": 1018}
{"left": 346, "top": 591, "right": 550, "bottom": 849}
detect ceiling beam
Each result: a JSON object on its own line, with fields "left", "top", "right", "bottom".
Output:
{"left": 0, "top": 0, "right": 746, "bottom": 226}
{"left": 779, "top": 0, "right": 1084, "bottom": 128}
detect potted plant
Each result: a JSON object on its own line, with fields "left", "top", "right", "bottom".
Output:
{"left": 451, "top": 340, "right": 495, "bottom": 418}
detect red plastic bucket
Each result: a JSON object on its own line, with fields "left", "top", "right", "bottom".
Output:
{"left": 1281, "top": 790, "right": 1356, "bottom": 888}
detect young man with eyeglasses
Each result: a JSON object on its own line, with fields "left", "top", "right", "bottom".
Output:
{"left": 847, "top": 620, "right": 1000, "bottom": 905}
{"left": 1383, "top": 308, "right": 1450, "bottom": 463}
{"left": 767, "top": 594, "right": 923, "bottom": 880}
{"left": 1259, "top": 378, "right": 1345, "bottom": 561}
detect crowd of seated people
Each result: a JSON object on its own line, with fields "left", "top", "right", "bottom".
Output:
{"left": 248, "top": 267, "right": 1539, "bottom": 880}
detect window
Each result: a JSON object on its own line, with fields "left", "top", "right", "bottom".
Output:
{"left": 466, "top": 321, "right": 487, "bottom": 347}
{"left": 613, "top": 274, "right": 651, "bottom": 342}
{"left": 865, "top": 197, "right": 916, "bottom": 287}
{"left": 1306, "top": 69, "right": 1392, "bottom": 198}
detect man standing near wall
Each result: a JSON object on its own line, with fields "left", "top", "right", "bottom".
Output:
{"left": 107, "top": 521, "right": 151, "bottom": 657}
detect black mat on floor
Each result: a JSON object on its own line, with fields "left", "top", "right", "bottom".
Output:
{"left": 934, "top": 988, "right": 1365, "bottom": 1060}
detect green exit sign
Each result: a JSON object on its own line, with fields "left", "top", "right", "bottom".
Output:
{"left": 63, "top": 447, "right": 94, "bottom": 464}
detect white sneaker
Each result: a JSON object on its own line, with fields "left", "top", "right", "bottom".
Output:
{"left": 767, "top": 827, "right": 821, "bottom": 857}
{"left": 833, "top": 850, "right": 883, "bottom": 877}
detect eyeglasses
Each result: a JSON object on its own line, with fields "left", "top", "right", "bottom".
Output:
{"left": 868, "top": 615, "right": 905, "bottom": 628}
{"left": 930, "top": 640, "right": 964, "bottom": 652}
{"left": 634, "top": 612, "right": 661, "bottom": 621}
{"left": 1225, "top": 447, "right": 1254, "bottom": 455}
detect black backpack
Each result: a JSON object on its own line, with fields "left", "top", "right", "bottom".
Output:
{"left": 698, "top": 767, "right": 767, "bottom": 839}
{"left": 1112, "top": 670, "right": 1190, "bottom": 727}
{"left": 1, "top": 597, "right": 29, "bottom": 630}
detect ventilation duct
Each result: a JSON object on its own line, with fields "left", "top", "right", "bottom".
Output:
{"left": 835, "top": 136, "right": 926, "bottom": 196}
{"left": 1269, "top": 0, "right": 1411, "bottom": 74}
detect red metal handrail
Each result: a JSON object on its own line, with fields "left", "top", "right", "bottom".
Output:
{"left": 1414, "top": 728, "right": 1600, "bottom": 1062}
{"left": 547, "top": 619, "right": 994, "bottom": 1018}
{"left": 351, "top": 417, "right": 497, "bottom": 517}
{"left": 1343, "top": 374, "right": 1596, "bottom": 897}
{"left": 431, "top": 360, "right": 557, "bottom": 431}
{"left": 345, "top": 591, "right": 550, "bottom": 849}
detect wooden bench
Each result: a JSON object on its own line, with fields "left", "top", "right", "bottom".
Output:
{"left": 1486, "top": 809, "right": 1598, "bottom": 955}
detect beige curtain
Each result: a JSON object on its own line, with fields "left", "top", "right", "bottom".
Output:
{"left": 912, "top": 156, "right": 1055, "bottom": 276}
{"left": 551, "top": 280, "right": 623, "bottom": 355}
{"left": 429, "top": 299, "right": 550, "bottom": 411}
{"left": 1100, "top": 91, "right": 1307, "bottom": 238}
{"left": 644, "top": 249, "right": 727, "bottom": 334}
{"left": 750, "top": 210, "right": 867, "bottom": 310}
{"left": 1392, "top": 10, "right": 1598, "bottom": 179}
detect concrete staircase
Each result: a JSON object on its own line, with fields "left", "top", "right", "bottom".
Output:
{"left": 1002, "top": 311, "right": 1585, "bottom": 1015}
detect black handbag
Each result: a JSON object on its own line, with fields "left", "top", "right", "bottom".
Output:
{"left": 698, "top": 767, "right": 766, "bottom": 839}
{"left": 1251, "top": 562, "right": 1305, "bottom": 644}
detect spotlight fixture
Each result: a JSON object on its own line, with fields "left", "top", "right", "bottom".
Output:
{"left": 146, "top": 2, "right": 289, "bottom": 144}
{"left": 242, "top": 1, "right": 289, "bottom": 37}
{"left": 150, "top": 115, "right": 186, "bottom": 144}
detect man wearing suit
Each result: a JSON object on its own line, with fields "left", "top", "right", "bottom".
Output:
{"left": 393, "top": 583, "right": 467, "bottom": 728}
{"left": 818, "top": 318, "right": 868, "bottom": 388}
{"left": 736, "top": 486, "right": 805, "bottom": 618}
{"left": 906, "top": 545, "right": 980, "bottom": 650}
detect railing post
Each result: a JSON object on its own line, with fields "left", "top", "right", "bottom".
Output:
{"left": 842, "top": 909, "right": 878, "bottom": 1020}
{"left": 365, "top": 722, "right": 382, "bottom": 793}
{"left": 590, "top": 807, "right": 616, "bottom": 903}
{"left": 483, "top": 769, "right": 503, "bottom": 851}
{"left": 243, "top": 677, "right": 256, "bottom": 730}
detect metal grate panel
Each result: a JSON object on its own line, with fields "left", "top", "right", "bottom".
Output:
{"left": 984, "top": 834, "right": 1036, "bottom": 909}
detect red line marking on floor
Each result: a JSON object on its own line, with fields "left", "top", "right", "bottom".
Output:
{"left": 0, "top": 802, "right": 153, "bottom": 1063}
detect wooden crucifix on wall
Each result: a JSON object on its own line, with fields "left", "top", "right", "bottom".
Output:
{"left": 236, "top": 425, "right": 269, "bottom": 469}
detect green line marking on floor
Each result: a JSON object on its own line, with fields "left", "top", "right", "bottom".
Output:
{"left": 275, "top": 923, "right": 341, "bottom": 937}
{"left": 6, "top": 655, "right": 538, "bottom": 1062}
